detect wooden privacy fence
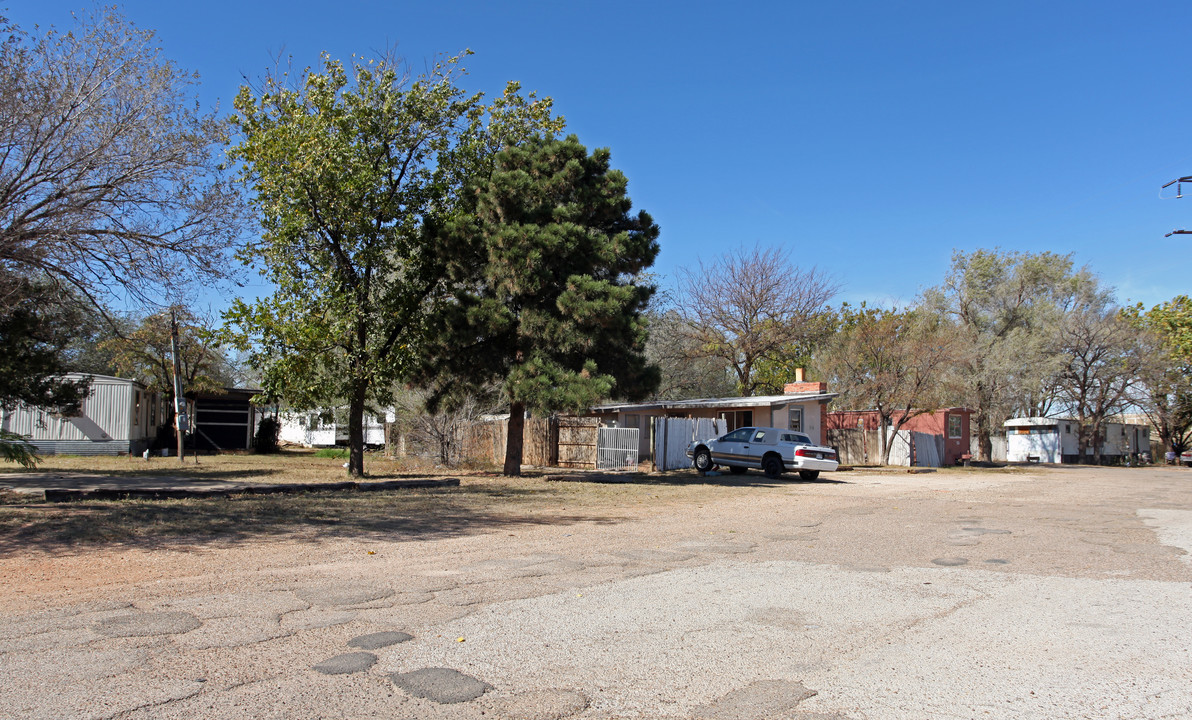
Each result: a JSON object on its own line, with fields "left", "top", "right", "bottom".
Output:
{"left": 462, "top": 418, "right": 556, "bottom": 467}
{"left": 460, "top": 416, "right": 601, "bottom": 469}
{"left": 828, "top": 427, "right": 944, "bottom": 466}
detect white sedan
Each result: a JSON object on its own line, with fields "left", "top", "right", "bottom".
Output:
{"left": 686, "top": 426, "right": 839, "bottom": 480}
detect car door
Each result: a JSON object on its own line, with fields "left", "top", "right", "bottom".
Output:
{"left": 712, "top": 427, "right": 756, "bottom": 467}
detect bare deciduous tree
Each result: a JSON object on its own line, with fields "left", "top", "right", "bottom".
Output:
{"left": 675, "top": 247, "right": 838, "bottom": 396}
{"left": 644, "top": 310, "right": 736, "bottom": 399}
{"left": 395, "top": 391, "right": 493, "bottom": 466}
{"left": 1056, "top": 305, "right": 1144, "bottom": 463}
{"left": 0, "top": 9, "right": 245, "bottom": 309}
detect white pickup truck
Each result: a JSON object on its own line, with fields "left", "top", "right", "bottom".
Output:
{"left": 686, "top": 426, "right": 839, "bottom": 480}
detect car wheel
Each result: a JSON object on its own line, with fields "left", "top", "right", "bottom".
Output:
{"left": 762, "top": 456, "right": 783, "bottom": 479}
{"left": 728, "top": 466, "right": 747, "bottom": 475}
{"left": 799, "top": 470, "right": 820, "bottom": 481}
{"left": 693, "top": 447, "right": 713, "bottom": 472}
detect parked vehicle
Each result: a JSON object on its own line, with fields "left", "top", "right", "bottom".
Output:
{"left": 1180, "top": 450, "right": 1192, "bottom": 466}
{"left": 686, "top": 426, "right": 839, "bottom": 480}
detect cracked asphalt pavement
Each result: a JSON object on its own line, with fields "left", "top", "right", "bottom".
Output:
{"left": 1, "top": 466, "right": 1190, "bottom": 719}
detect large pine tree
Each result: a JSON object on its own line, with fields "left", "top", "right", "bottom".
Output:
{"left": 424, "top": 135, "right": 660, "bottom": 475}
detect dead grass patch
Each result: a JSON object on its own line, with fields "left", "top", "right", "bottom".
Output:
{"left": 0, "top": 452, "right": 785, "bottom": 551}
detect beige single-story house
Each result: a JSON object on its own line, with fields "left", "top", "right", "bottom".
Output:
{"left": 588, "top": 381, "right": 839, "bottom": 458}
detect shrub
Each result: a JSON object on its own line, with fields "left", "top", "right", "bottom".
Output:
{"left": 255, "top": 417, "right": 280, "bottom": 454}
{"left": 314, "top": 447, "right": 349, "bottom": 459}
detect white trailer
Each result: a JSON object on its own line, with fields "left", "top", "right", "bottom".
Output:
{"left": 278, "top": 408, "right": 393, "bottom": 447}
{"left": 1005, "top": 417, "right": 1149, "bottom": 463}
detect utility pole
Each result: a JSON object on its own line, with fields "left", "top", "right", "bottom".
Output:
{"left": 170, "top": 309, "right": 187, "bottom": 463}
{"left": 1161, "top": 176, "right": 1192, "bottom": 236}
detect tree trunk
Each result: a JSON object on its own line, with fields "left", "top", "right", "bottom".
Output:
{"left": 348, "top": 385, "right": 366, "bottom": 477}
{"left": 975, "top": 413, "right": 993, "bottom": 463}
{"left": 503, "top": 401, "right": 525, "bottom": 476}
{"left": 878, "top": 413, "right": 892, "bottom": 465}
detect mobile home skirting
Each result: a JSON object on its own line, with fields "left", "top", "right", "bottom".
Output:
{"left": 28, "top": 438, "right": 150, "bottom": 456}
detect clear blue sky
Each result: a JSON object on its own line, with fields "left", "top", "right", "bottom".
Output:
{"left": 11, "top": 0, "right": 1192, "bottom": 310}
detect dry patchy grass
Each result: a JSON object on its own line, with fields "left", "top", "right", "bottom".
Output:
{"left": 0, "top": 448, "right": 485, "bottom": 484}
{"left": 0, "top": 450, "right": 794, "bottom": 551}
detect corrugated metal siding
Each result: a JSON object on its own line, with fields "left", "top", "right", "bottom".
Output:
{"left": 29, "top": 439, "right": 142, "bottom": 456}
{"left": 0, "top": 376, "right": 148, "bottom": 444}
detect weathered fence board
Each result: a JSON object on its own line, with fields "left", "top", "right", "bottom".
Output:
{"left": 654, "top": 417, "right": 726, "bottom": 471}
{"left": 557, "top": 416, "right": 598, "bottom": 469}
{"left": 461, "top": 418, "right": 555, "bottom": 467}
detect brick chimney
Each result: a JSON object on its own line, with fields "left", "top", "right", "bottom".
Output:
{"left": 784, "top": 368, "right": 827, "bottom": 394}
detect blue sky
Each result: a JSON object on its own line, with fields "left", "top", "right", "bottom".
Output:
{"left": 11, "top": 1, "right": 1192, "bottom": 310}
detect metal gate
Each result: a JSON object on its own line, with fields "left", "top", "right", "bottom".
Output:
{"left": 597, "top": 427, "right": 639, "bottom": 471}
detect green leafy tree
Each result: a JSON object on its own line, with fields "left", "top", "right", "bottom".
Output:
{"left": 1122, "top": 296, "right": 1192, "bottom": 456}
{"left": 103, "top": 306, "right": 234, "bottom": 407}
{"left": 420, "top": 135, "right": 661, "bottom": 475}
{"left": 925, "top": 249, "right": 1093, "bottom": 461}
{"left": 224, "top": 50, "right": 560, "bottom": 476}
{"left": 0, "top": 277, "right": 91, "bottom": 467}
{"left": 816, "top": 304, "right": 957, "bottom": 464}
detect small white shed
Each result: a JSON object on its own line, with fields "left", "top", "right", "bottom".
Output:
{"left": 0, "top": 374, "right": 161, "bottom": 456}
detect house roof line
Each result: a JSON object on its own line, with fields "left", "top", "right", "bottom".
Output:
{"left": 591, "top": 392, "right": 839, "bottom": 414}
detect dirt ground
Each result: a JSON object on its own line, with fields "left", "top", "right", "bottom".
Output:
{"left": 1, "top": 464, "right": 1190, "bottom": 719}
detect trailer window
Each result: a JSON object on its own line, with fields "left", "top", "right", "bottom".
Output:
{"left": 947, "top": 415, "right": 962, "bottom": 439}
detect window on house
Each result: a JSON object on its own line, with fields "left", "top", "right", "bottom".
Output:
{"left": 788, "top": 407, "right": 804, "bottom": 432}
{"left": 625, "top": 414, "right": 640, "bottom": 429}
{"left": 947, "top": 415, "right": 962, "bottom": 439}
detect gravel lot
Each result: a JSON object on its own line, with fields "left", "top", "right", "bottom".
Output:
{"left": 1, "top": 465, "right": 1189, "bottom": 719}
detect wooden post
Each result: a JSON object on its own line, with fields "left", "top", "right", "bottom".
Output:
{"left": 170, "top": 309, "right": 186, "bottom": 463}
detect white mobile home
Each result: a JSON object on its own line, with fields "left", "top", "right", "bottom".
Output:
{"left": 278, "top": 409, "right": 393, "bottom": 447}
{"left": 1004, "top": 417, "right": 1149, "bottom": 463}
{"left": 0, "top": 374, "right": 161, "bottom": 456}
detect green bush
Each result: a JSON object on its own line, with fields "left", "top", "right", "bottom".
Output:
{"left": 254, "top": 417, "right": 280, "bottom": 454}
{"left": 314, "top": 447, "right": 349, "bottom": 459}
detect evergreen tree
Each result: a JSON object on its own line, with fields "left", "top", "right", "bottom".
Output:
{"left": 422, "top": 135, "right": 660, "bottom": 475}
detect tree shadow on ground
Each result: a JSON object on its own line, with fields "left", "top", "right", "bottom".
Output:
{"left": 0, "top": 484, "right": 624, "bottom": 554}
{"left": 571, "top": 472, "right": 853, "bottom": 488}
